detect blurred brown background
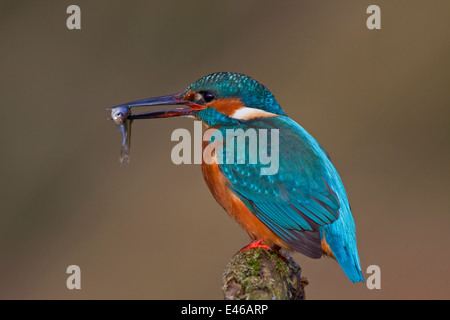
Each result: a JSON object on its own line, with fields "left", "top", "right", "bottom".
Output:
{"left": 0, "top": 0, "right": 448, "bottom": 299}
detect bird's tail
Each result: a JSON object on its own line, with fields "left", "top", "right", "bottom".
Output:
{"left": 323, "top": 228, "right": 365, "bottom": 283}
{"left": 335, "top": 243, "right": 365, "bottom": 283}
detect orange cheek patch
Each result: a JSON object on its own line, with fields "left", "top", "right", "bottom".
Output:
{"left": 208, "top": 98, "right": 246, "bottom": 117}
{"left": 209, "top": 98, "right": 278, "bottom": 120}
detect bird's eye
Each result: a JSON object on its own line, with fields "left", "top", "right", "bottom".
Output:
{"left": 201, "top": 91, "right": 216, "bottom": 103}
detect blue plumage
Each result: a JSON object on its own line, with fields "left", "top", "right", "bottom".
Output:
{"left": 186, "top": 72, "right": 286, "bottom": 116}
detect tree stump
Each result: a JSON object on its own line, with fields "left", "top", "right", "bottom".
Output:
{"left": 222, "top": 248, "right": 308, "bottom": 300}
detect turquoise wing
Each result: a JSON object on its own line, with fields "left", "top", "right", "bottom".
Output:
{"left": 215, "top": 116, "right": 341, "bottom": 258}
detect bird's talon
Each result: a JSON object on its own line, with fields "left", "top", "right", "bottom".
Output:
{"left": 239, "top": 239, "right": 272, "bottom": 252}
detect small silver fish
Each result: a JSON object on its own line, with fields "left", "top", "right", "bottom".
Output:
{"left": 111, "top": 106, "right": 131, "bottom": 125}
{"left": 110, "top": 106, "right": 132, "bottom": 166}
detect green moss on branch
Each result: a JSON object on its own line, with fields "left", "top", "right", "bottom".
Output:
{"left": 222, "top": 248, "right": 308, "bottom": 300}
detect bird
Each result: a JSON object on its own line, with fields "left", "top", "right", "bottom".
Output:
{"left": 114, "top": 72, "right": 364, "bottom": 283}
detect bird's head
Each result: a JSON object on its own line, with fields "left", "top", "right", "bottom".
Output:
{"left": 116, "top": 72, "right": 286, "bottom": 127}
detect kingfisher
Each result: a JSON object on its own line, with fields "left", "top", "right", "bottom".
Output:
{"left": 113, "top": 72, "right": 364, "bottom": 283}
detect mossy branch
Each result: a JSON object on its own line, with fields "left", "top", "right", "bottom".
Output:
{"left": 222, "top": 248, "right": 308, "bottom": 300}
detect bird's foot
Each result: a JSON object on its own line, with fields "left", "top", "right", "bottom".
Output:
{"left": 239, "top": 240, "right": 289, "bottom": 263}
{"left": 239, "top": 239, "right": 271, "bottom": 252}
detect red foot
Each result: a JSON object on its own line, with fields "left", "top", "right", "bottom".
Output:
{"left": 239, "top": 239, "right": 272, "bottom": 252}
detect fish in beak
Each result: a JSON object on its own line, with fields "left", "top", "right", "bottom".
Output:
{"left": 109, "top": 93, "right": 204, "bottom": 165}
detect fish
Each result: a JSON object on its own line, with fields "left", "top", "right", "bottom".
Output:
{"left": 110, "top": 106, "right": 132, "bottom": 166}
{"left": 109, "top": 103, "right": 174, "bottom": 166}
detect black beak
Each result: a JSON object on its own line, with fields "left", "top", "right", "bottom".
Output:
{"left": 112, "top": 93, "right": 204, "bottom": 120}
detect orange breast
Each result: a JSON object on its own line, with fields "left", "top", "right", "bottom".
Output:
{"left": 201, "top": 132, "right": 290, "bottom": 249}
